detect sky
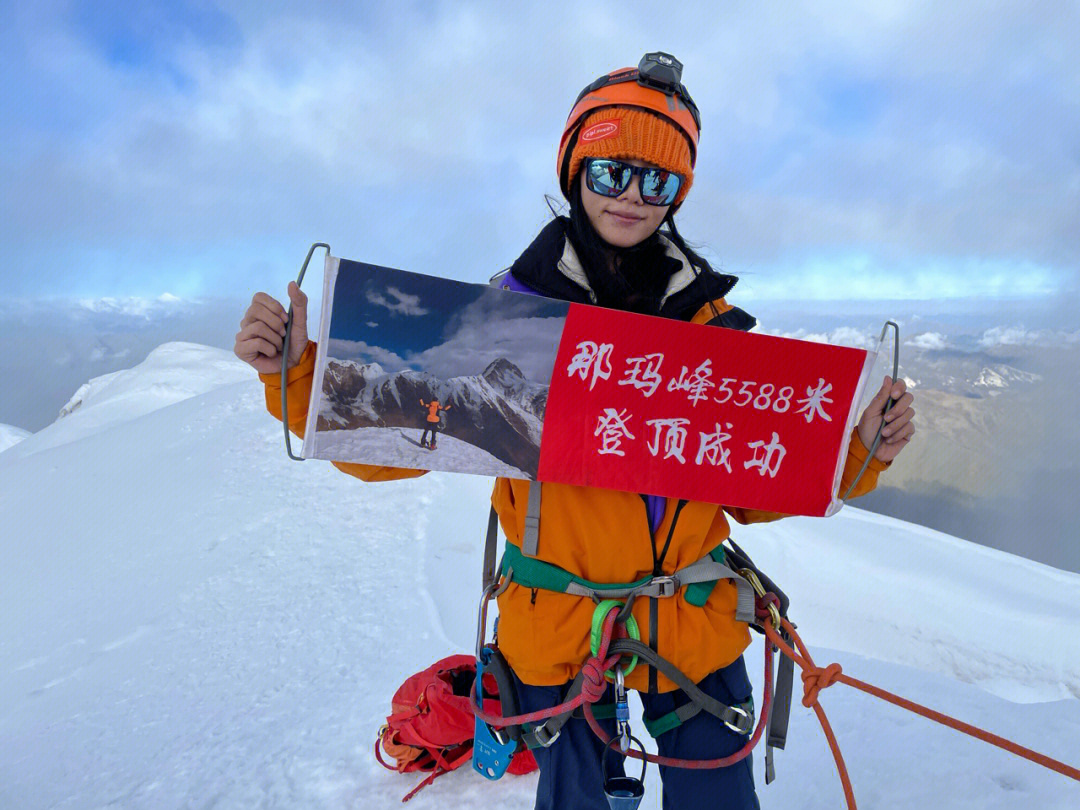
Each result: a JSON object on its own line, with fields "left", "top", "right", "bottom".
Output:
{"left": 2, "top": 0, "right": 1077, "bottom": 306}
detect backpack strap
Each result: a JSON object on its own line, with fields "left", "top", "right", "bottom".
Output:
{"left": 765, "top": 627, "right": 796, "bottom": 784}
{"left": 522, "top": 482, "right": 542, "bottom": 557}
{"left": 482, "top": 505, "right": 500, "bottom": 592}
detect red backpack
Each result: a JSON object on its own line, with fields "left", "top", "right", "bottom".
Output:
{"left": 375, "top": 654, "right": 537, "bottom": 801}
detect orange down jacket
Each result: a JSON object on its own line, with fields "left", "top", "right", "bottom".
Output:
{"left": 260, "top": 299, "right": 889, "bottom": 694}
{"left": 420, "top": 400, "right": 448, "bottom": 423}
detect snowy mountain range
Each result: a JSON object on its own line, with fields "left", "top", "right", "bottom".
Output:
{"left": 1, "top": 343, "right": 1078, "bottom": 808}
{"left": 895, "top": 354, "right": 1044, "bottom": 400}
{"left": 317, "top": 356, "right": 547, "bottom": 474}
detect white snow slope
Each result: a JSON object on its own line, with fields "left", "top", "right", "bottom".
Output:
{"left": 311, "top": 426, "right": 530, "bottom": 478}
{"left": 1, "top": 342, "right": 1078, "bottom": 809}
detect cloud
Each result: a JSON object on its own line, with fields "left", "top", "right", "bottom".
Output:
{"left": 325, "top": 338, "right": 408, "bottom": 370}
{"left": 2, "top": 1, "right": 1078, "bottom": 303}
{"left": 327, "top": 309, "right": 565, "bottom": 382}
{"left": 978, "top": 326, "right": 1080, "bottom": 349}
{"left": 76, "top": 295, "right": 190, "bottom": 319}
{"left": 365, "top": 286, "right": 428, "bottom": 317}
{"left": 907, "top": 332, "right": 949, "bottom": 351}
{"left": 762, "top": 325, "right": 877, "bottom": 350}
{"left": 411, "top": 315, "right": 564, "bottom": 382}
{"left": 732, "top": 254, "right": 1067, "bottom": 301}
{"left": 88, "top": 346, "right": 131, "bottom": 363}
{"left": 0, "top": 296, "right": 244, "bottom": 432}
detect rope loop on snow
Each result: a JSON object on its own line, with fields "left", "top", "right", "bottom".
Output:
{"left": 762, "top": 615, "right": 1080, "bottom": 810}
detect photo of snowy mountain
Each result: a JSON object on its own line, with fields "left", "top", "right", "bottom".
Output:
{"left": 304, "top": 260, "right": 567, "bottom": 477}
{"left": 312, "top": 356, "right": 545, "bottom": 476}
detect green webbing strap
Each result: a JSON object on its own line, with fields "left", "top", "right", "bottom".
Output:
{"left": 500, "top": 542, "right": 755, "bottom": 622}
{"left": 644, "top": 701, "right": 700, "bottom": 738}
{"left": 683, "top": 546, "right": 727, "bottom": 607}
{"left": 644, "top": 697, "right": 756, "bottom": 738}
{"left": 501, "top": 541, "right": 658, "bottom": 595}
{"left": 522, "top": 482, "right": 542, "bottom": 557}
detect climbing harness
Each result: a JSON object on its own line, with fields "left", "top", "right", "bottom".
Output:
{"left": 473, "top": 486, "right": 790, "bottom": 794}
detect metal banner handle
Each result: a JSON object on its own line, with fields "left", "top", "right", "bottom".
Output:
{"left": 283, "top": 242, "right": 331, "bottom": 461}
{"left": 840, "top": 319, "right": 900, "bottom": 500}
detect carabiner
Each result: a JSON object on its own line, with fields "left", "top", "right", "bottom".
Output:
{"left": 614, "top": 665, "right": 631, "bottom": 753}
{"left": 475, "top": 582, "right": 499, "bottom": 658}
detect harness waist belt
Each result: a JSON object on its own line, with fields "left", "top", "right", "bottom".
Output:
{"left": 499, "top": 542, "right": 756, "bottom": 624}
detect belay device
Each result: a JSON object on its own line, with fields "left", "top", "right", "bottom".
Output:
{"left": 472, "top": 647, "right": 517, "bottom": 781}
{"left": 472, "top": 582, "right": 517, "bottom": 781}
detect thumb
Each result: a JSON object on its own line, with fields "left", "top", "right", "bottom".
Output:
{"left": 286, "top": 282, "right": 309, "bottom": 359}
{"left": 868, "top": 376, "right": 893, "bottom": 410}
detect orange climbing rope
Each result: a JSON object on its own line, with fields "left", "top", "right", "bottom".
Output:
{"left": 761, "top": 615, "right": 1080, "bottom": 809}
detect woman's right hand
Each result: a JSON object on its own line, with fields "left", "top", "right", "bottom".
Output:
{"left": 234, "top": 282, "right": 309, "bottom": 374}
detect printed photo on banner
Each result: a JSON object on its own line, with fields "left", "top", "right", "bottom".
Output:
{"left": 304, "top": 260, "right": 569, "bottom": 477}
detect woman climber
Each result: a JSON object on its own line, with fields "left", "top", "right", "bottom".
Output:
{"left": 234, "top": 51, "right": 915, "bottom": 810}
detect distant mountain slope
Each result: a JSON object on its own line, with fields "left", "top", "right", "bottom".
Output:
{"left": 4, "top": 342, "right": 252, "bottom": 460}
{"left": 0, "top": 423, "right": 31, "bottom": 453}
{"left": 850, "top": 343, "right": 1080, "bottom": 572}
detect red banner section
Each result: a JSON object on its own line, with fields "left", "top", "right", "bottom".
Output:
{"left": 538, "top": 304, "right": 873, "bottom": 516}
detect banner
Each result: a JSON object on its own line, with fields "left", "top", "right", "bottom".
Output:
{"left": 302, "top": 256, "right": 878, "bottom": 516}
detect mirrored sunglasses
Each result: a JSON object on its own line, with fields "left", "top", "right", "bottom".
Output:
{"left": 583, "top": 158, "right": 683, "bottom": 206}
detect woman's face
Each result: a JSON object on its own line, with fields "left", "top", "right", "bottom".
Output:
{"left": 580, "top": 159, "right": 672, "bottom": 249}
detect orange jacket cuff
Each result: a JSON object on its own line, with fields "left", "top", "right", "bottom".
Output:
{"left": 848, "top": 426, "right": 891, "bottom": 472}
{"left": 259, "top": 341, "right": 317, "bottom": 389}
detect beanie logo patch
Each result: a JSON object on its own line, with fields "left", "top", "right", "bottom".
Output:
{"left": 580, "top": 120, "right": 620, "bottom": 142}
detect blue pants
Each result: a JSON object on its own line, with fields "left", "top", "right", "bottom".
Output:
{"left": 513, "top": 657, "right": 760, "bottom": 810}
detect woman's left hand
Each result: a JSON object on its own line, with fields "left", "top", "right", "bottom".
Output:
{"left": 856, "top": 376, "right": 915, "bottom": 464}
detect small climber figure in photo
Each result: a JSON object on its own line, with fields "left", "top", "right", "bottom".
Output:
{"left": 419, "top": 398, "right": 450, "bottom": 449}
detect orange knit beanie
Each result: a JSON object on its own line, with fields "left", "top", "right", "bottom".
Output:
{"left": 567, "top": 106, "right": 694, "bottom": 205}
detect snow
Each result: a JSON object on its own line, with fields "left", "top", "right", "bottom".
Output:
{"left": 1, "top": 343, "right": 1078, "bottom": 808}
{"left": 310, "top": 426, "right": 530, "bottom": 478}
{"left": 7, "top": 342, "right": 252, "bottom": 460}
{"left": 0, "top": 423, "right": 31, "bottom": 453}
{"left": 973, "top": 365, "right": 1042, "bottom": 389}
